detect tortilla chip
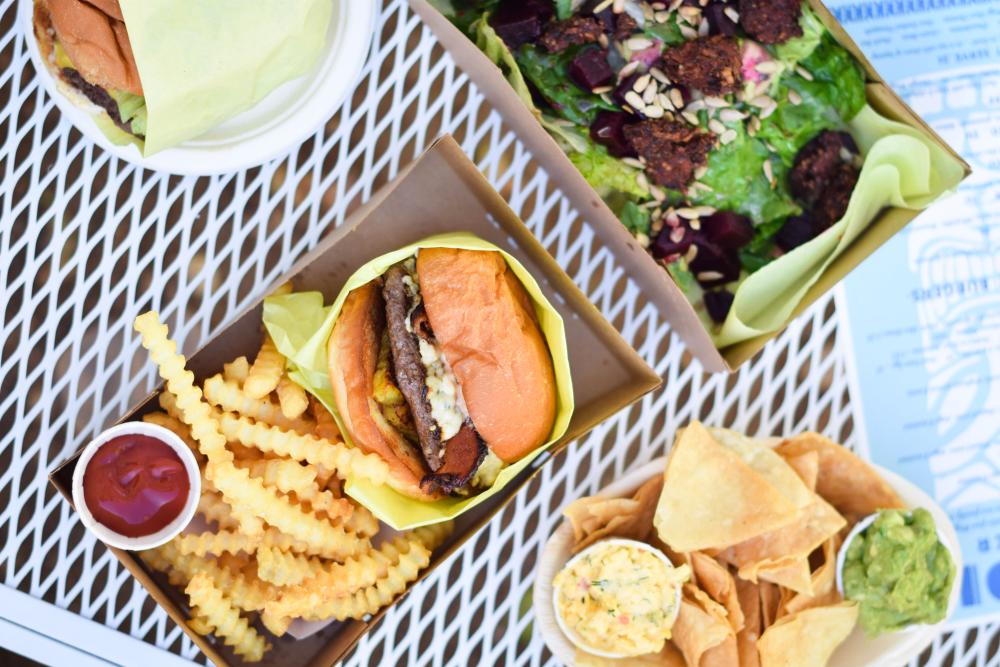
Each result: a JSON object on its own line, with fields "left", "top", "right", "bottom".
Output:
{"left": 575, "top": 643, "right": 687, "bottom": 667}
{"left": 690, "top": 553, "right": 744, "bottom": 632}
{"left": 778, "top": 537, "right": 843, "bottom": 618}
{"left": 775, "top": 433, "right": 904, "bottom": 520}
{"left": 759, "top": 582, "right": 781, "bottom": 629}
{"left": 781, "top": 450, "right": 820, "bottom": 491}
{"left": 655, "top": 422, "right": 801, "bottom": 552}
{"left": 718, "top": 489, "right": 846, "bottom": 595}
{"left": 757, "top": 602, "right": 858, "bottom": 667}
{"left": 565, "top": 476, "right": 665, "bottom": 552}
{"left": 707, "top": 428, "right": 812, "bottom": 510}
{"left": 735, "top": 578, "right": 762, "bottom": 667}
{"left": 750, "top": 557, "right": 814, "bottom": 596}
{"left": 672, "top": 595, "right": 733, "bottom": 667}
{"left": 700, "top": 636, "right": 739, "bottom": 667}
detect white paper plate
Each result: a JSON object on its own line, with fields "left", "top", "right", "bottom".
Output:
{"left": 534, "top": 456, "right": 963, "bottom": 667}
{"left": 19, "top": 0, "right": 375, "bottom": 175}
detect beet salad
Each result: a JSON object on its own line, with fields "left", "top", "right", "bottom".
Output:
{"left": 434, "top": 0, "right": 868, "bottom": 326}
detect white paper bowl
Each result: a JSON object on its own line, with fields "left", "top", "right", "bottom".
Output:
{"left": 534, "top": 456, "right": 963, "bottom": 667}
{"left": 550, "top": 537, "right": 683, "bottom": 659}
{"left": 19, "top": 0, "right": 375, "bottom": 175}
{"left": 72, "top": 421, "right": 201, "bottom": 551}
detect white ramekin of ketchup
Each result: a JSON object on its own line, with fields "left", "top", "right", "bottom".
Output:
{"left": 72, "top": 421, "right": 201, "bottom": 550}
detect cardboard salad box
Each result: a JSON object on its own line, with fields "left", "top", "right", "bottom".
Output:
{"left": 48, "top": 136, "right": 661, "bottom": 667}
{"left": 409, "top": 0, "right": 972, "bottom": 372}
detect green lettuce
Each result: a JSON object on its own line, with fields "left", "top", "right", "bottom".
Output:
{"left": 773, "top": 6, "right": 826, "bottom": 65}
{"left": 755, "top": 79, "right": 840, "bottom": 165}
{"left": 793, "top": 34, "right": 866, "bottom": 122}
{"left": 471, "top": 15, "right": 538, "bottom": 112}
{"left": 644, "top": 16, "right": 687, "bottom": 47}
{"left": 618, "top": 199, "right": 651, "bottom": 235}
{"left": 683, "top": 125, "right": 800, "bottom": 225}
{"left": 569, "top": 141, "right": 650, "bottom": 200}
{"left": 555, "top": 0, "right": 574, "bottom": 19}
{"left": 515, "top": 45, "right": 617, "bottom": 125}
{"left": 111, "top": 91, "right": 148, "bottom": 136}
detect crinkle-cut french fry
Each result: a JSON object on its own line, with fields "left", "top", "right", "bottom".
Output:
{"left": 263, "top": 541, "right": 401, "bottom": 621}
{"left": 344, "top": 503, "right": 379, "bottom": 537}
{"left": 197, "top": 491, "right": 241, "bottom": 531}
{"left": 135, "top": 313, "right": 351, "bottom": 553}
{"left": 173, "top": 531, "right": 261, "bottom": 557}
{"left": 222, "top": 356, "right": 251, "bottom": 386}
{"left": 242, "top": 459, "right": 354, "bottom": 523}
{"left": 185, "top": 573, "right": 271, "bottom": 662}
{"left": 301, "top": 537, "right": 432, "bottom": 621}
{"left": 201, "top": 470, "right": 265, "bottom": 537}
{"left": 216, "top": 412, "right": 388, "bottom": 486}
{"left": 142, "top": 412, "right": 206, "bottom": 465}
{"left": 203, "top": 375, "right": 315, "bottom": 434}
{"left": 276, "top": 376, "right": 309, "bottom": 420}
{"left": 256, "top": 545, "right": 325, "bottom": 586}
{"left": 141, "top": 544, "right": 275, "bottom": 613}
{"left": 244, "top": 336, "right": 285, "bottom": 400}
{"left": 207, "top": 460, "right": 368, "bottom": 557}
{"left": 134, "top": 314, "right": 231, "bottom": 462}
{"left": 412, "top": 522, "right": 453, "bottom": 551}
{"left": 260, "top": 608, "right": 292, "bottom": 637}
{"left": 188, "top": 616, "right": 214, "bottom": 636}
{"left": 310, "top": 397, "right": 341, "bottom": 442}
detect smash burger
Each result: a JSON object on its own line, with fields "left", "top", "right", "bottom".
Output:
{"left": 328, "top": 248, "right": 557, "bottom": 499}
{"left": 33, "top": 0, "right": 147, "bottom": 138}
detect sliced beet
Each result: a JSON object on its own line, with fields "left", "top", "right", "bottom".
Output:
{"left": 590, "top": 110, "right": 636, "bottom": 158}
{"left": 704, "top": 289, "right": 735, "bottom": 323}
{"left": 705, "top": 2, "right": 739, "bottom": 36}
{"left": 569, "top": 48, "right": 614, "bottom": 90}
{"left": 689, "top": 241, "right": 741, "bottom": 287}
{"left": 490, "top": 0, "right": 554, "bottom": 49}
{"left": 699, "top": 211, "right": 753, "bottom": 251}
{"left": 774, "top": 214, "right": 817, "bottom": 251}
{"left": 652, "top": 222, "right": 694, "bottom": 259}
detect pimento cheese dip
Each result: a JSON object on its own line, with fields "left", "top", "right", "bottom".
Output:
{"left": 553, "top": 541, "right": 687, "bottom": 656}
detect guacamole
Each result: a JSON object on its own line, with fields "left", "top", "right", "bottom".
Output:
{"left": 842, "top": 508, "right": 955, "bottom": 636}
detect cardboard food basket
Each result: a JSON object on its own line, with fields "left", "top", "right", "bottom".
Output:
{"left": 409, "top": 0, "right": 972, "bottom": 372}
{"left": 48, "top": 136, "right": 661, "bottom": 667}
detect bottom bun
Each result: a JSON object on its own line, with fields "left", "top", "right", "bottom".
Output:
{"left": 327, "top": 281, "right": 439, "bottom": 501}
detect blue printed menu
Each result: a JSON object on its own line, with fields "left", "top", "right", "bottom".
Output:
{"left": 828, "top": 0, "right": 1000, "bottom": 626}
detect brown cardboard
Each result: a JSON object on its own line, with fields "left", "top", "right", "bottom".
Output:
{"left": 409, "top": 0, "right": 972, "bottom": 372}
{"left": 48, "top": 135, "right": 661, "bottom": 667}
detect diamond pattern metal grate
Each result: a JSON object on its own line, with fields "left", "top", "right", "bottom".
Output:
{"left": 0, "top": 0, "right": 996, "bottom": 665}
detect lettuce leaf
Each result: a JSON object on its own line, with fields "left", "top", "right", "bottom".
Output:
{"left": 471, "top": 15, "right": 539, "bottom": 113}
{"left": 619, "top": 199, "right": 651, "bottom": 235}
{"left": 111, "top": 91, "right": 148, "bottom": 136}
{"left": 683, "top": 125, "right": 800, "bottom": 225}
{"left": 793, "top": 33, "right": 866, "bottom": 122}
{"left": 773, "top": 5, "right": 826, "bottom": 66}
{"left": 555, "top": 0, "right": 574, "bottom": 19}
{"left": 644, "top": 16, "right": 687, "bottom": 46}
{"left": 515, "top": 45, "right": 617, "bottom": 125}
{"left": 755, "top": 78, "right": 840, "bottom": 165}
{"left": 569, "top": 141, "right": 650, "bottom": 200}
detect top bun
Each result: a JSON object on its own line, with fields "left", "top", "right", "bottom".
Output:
{"left": 417, "top": 248, "right": 556, "bottom": 463}
{"left": 41, "top": 0, "right": 143, "bottom": 95}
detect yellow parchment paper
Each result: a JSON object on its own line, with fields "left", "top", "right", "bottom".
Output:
{"left": 263, "top": 233, "right": 575, "bottom": 530}
{"left": 713, "top": 105, "right": 967, "bottom": 347}
{"left": 118, "top": 0, "right": 332, "bottom": 156}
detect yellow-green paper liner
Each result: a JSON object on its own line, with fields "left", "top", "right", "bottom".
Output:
{"left": 262, "top": 233, "right": 575, "bottom": 530}
{"left": 116, "top": 0, "right": 331, "bottom": 155}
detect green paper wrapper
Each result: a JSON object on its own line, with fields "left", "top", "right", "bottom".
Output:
{"left": 262, "top": 233, "right": 575, "bottom": 530}
{"left": 713, "top": 105, "right": 967, "bottom": 347}
{"left": 118, "top": 0, "right": 331, "bottom": 156}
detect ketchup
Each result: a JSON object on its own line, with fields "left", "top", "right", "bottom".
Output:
{"left": 82, "top": 434, "right": 191, "bottom": 538}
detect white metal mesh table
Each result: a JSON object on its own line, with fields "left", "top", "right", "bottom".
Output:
{"left": 0, "top": 0, "right": 996, "bottom": 665}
